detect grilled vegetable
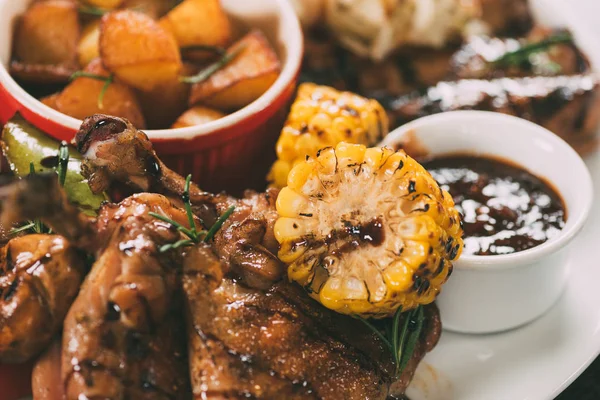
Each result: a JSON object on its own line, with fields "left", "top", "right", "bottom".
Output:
{"left": 1, "top": 114, "right": 106, "bottom": 213}
{"left": 267, "top": 83, "right": 388, "bottom": 188}
{"left": 274, "top": 142, "right": 463, "bottom": 318}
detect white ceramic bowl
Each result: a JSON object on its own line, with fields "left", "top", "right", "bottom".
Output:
{"left": 381, "top": 111, "right": 594, "bottom": 334}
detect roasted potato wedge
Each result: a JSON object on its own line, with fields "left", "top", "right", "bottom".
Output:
{"left": 80, "top": 0, "right": 123, "bottom": 10}
{"left": 11, "top": 0, "right": 80, "bottom": 83}
{"left": 99, "top": 10, "right": 182, "bottom": 91}
{"left": 122, "top": 0, "right": 175, "bottom": 19}
{"left": 171, "top": 105, "right": 225, "bottom": 128}
{"left": 77, "top": 20, "right": 101, "bottom": 68}
{"left": 159, "top": 0, "right": 231, "bottom": 49}
{"left": 53, "top": 58, "right": 146, "bottom": 128}
{"left": 137, "top": 63, "right": 197, "bottom": 129}
{"left": 189, "top": 30, "right": 280, "bottom": 110}
{"left": 40, "top": 93, "right": 60, "bottom": 109}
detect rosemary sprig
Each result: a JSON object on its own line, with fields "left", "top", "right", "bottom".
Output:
{"left": 492, "top": 32, "right": 573, "bottom": 67}
{"left": 179, "top": 45, "right": 245, "bottom": 84}
{"left": 149, "top": 174, "right": 234, "bottom": 252}
{"left": 70, "top": 71, "right": 114, "bottom": 109}
{"left": 354, "top": 305, "right": 425, "bottom": 378}
{"left": 10, "top": 143, "right": 70, "bottom": 236}
{"left": 78, "top": 4, "right": 109, "bottom": 16}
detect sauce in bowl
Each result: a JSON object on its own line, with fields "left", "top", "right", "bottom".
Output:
{"left": 422, "top": 155, "right": 566, "bottom": 256}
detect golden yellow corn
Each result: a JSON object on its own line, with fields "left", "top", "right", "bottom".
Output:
{"left": 274, "top": 142, "right": 463, "bottom": 318}
{"left": 267, "top": 83, "right": 388, "bottom": 188}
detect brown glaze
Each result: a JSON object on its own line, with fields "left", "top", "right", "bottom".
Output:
{"left": 422, "top": 155, "right": 565, "bottom": 256}
{"left": 75, "top": 115, "right": 285, "bottom": 289}
{"left": 61, "top": 194, "right": 192, "bottom": 400}
{"left": 32, "top": 339, "right": 66, "bottom": 400}
{"left": 0, "top": 234, "right": 86, "bottom": 363}
{"left": 183, "top": 243, "right": 441, "bottom": 400}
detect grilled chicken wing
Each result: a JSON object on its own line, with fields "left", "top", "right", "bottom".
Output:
{"left": 73, "top": 115, "right": 284, "bottom": 288}
{"left": 183, "top": 243, "right": 441, "bottom": 399}
{"left": 0, "top": 234, "right": 86, "bottom": 363}
{"left": 62, "top": 193, "right": 191, "bottom": 400}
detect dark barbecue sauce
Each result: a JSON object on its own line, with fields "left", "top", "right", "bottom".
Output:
{"left": 421, "top": 155, "right": 566, "bottom": 256}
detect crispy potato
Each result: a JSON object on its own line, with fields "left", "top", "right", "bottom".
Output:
{"left": 122, "top": 0, "right": 174, "bottom": 19}
{"left": 189, "top": 30, "right": 280, "bottom": 110}
{"left": 40, "top": 93, "right": 60, "bottom": 109}
{"left": 54, "top": 58, "right": 146, "bottom": 128}
{"left": 99, "top": 10, "right": 182, "bottom": 91}
{"left": 137, "top": 63, "right": 196, "bottom": 129}
{"left": 171, "top": 105, "right": 225, "bottom": 129}
{"left": 11, "top": 0, "right": 80, "bottom": 83}
{"left": 77, "top": 20, "right": 101, "bottom": 68}
{"left": 159, "top": 0, "right": 231, "bottom": 49}
{"left": 80, "top": 0, "right": 123, "bottom": 9}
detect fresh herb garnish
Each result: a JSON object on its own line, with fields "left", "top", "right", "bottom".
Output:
{"left": 149, "top": 174, "right": 235, "bottom": 252}
{"left": 70, "top": 71, "right": 114, "bottom": 109}
{"left": 354, "top": 305, "right": 425, "bottom": 377}
{"left": 10, "top": 142, "right": 70, "bottom": 236}
{"left": 492, "top": 32, "right": 573, "bottom": 68}
{"left": 179, "top": 45, "right": 245, "bottom": 84}
{"left": 77, "top": 5, "right": 109, "bottom": 16}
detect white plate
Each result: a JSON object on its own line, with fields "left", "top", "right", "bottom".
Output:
{"left": 407, "top": 1, "right": 600, "bottom": 398}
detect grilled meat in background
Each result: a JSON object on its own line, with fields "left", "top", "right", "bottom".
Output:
{"left": 301, "top": 24, "right": 599, "bottom": 154}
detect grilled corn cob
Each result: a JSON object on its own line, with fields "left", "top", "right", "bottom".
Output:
{"left": 274, "top": 142, "right": 463, "bottom": 318}
{"left": 267, "top": 83, "right": 388, "bottom": 188}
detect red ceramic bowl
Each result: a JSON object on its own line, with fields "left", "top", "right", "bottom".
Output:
{"left": 0, "top": 0, "right": 303, "bottom": 194}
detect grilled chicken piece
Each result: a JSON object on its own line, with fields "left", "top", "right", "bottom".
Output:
{"left": 32, "top": 339, "right": 65, "bottom": 400}
{"left": 183, "top": 243, "right": 441, "bottom": 400}
{"left": 0, "top": 174, "right": 97, "bottom": 252}
{"left": 384, "top": 74, "right": 600, "bottom": 154}
{"left": 0, "top": 234, "right": 86, "bottom": 363}
{"left": 480, "top": 0, "right": 533, "bottom": 37}
{"left": 450, "top": 30, "right": 590, "bottom": 80}
{"left": 62, "top": 193, "right": 191, "bottom": 400}
{"left": 74, "top": 114, "right": 285, "bottom": 288}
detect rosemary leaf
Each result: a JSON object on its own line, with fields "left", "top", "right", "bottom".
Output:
{"left": 78, "top": 5, "right": 108, "bottom": 16}
{"left": 395, "top": 308, "right": 412, "bottom": 377}
{"left": 29, "top": 162, "right": 35, "bottom": 175}
{"left": 492, "top": 32, "right": 573, "bottom": 67}
{"left": 149, "top": 212, "right": 195, "bottom": 238}
{"left": 9, "top": 222, "right": 36, "bottom": 235}
{"left": 392, "top": 306, "right": 402, "bottom": 370}
{"left": 159, "top": 239, "right": 194, "bottom": 253}
{"left": 353, "top": 315, "right": 393, "bottom": 352}
{"left": 203, "top": 205, "right": 235, "bottom": 242}
{"left": 398, "top": 306, "right": 425, "bottom": 374}
{"left": 180, "top": 46, "right": 245, "bottom": 84}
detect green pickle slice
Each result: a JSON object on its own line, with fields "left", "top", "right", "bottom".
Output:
{"left": 2, "top": 114, "right": 106, "bottom": 214}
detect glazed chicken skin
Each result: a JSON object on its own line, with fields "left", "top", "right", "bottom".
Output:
{"left": 72, "top": 115, "right": 444, "bottom": 398}
{"left": 184, "top": 243, "right": 441, "bottom": 399}
{"left": 0, "top": 234, "right": 85, "bottom": 363}
{"left": 73, "top": 114, "right": 283, "bottom": 289}
{"left": 1, "top": 174, "right": 192, "bottom": 400}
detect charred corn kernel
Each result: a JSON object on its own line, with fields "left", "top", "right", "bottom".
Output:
{"left": 267, "top": 83, "right": 388, "bottom": 188}
{"left": 275, "top": 142, "right": 463, "bottom": 318}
